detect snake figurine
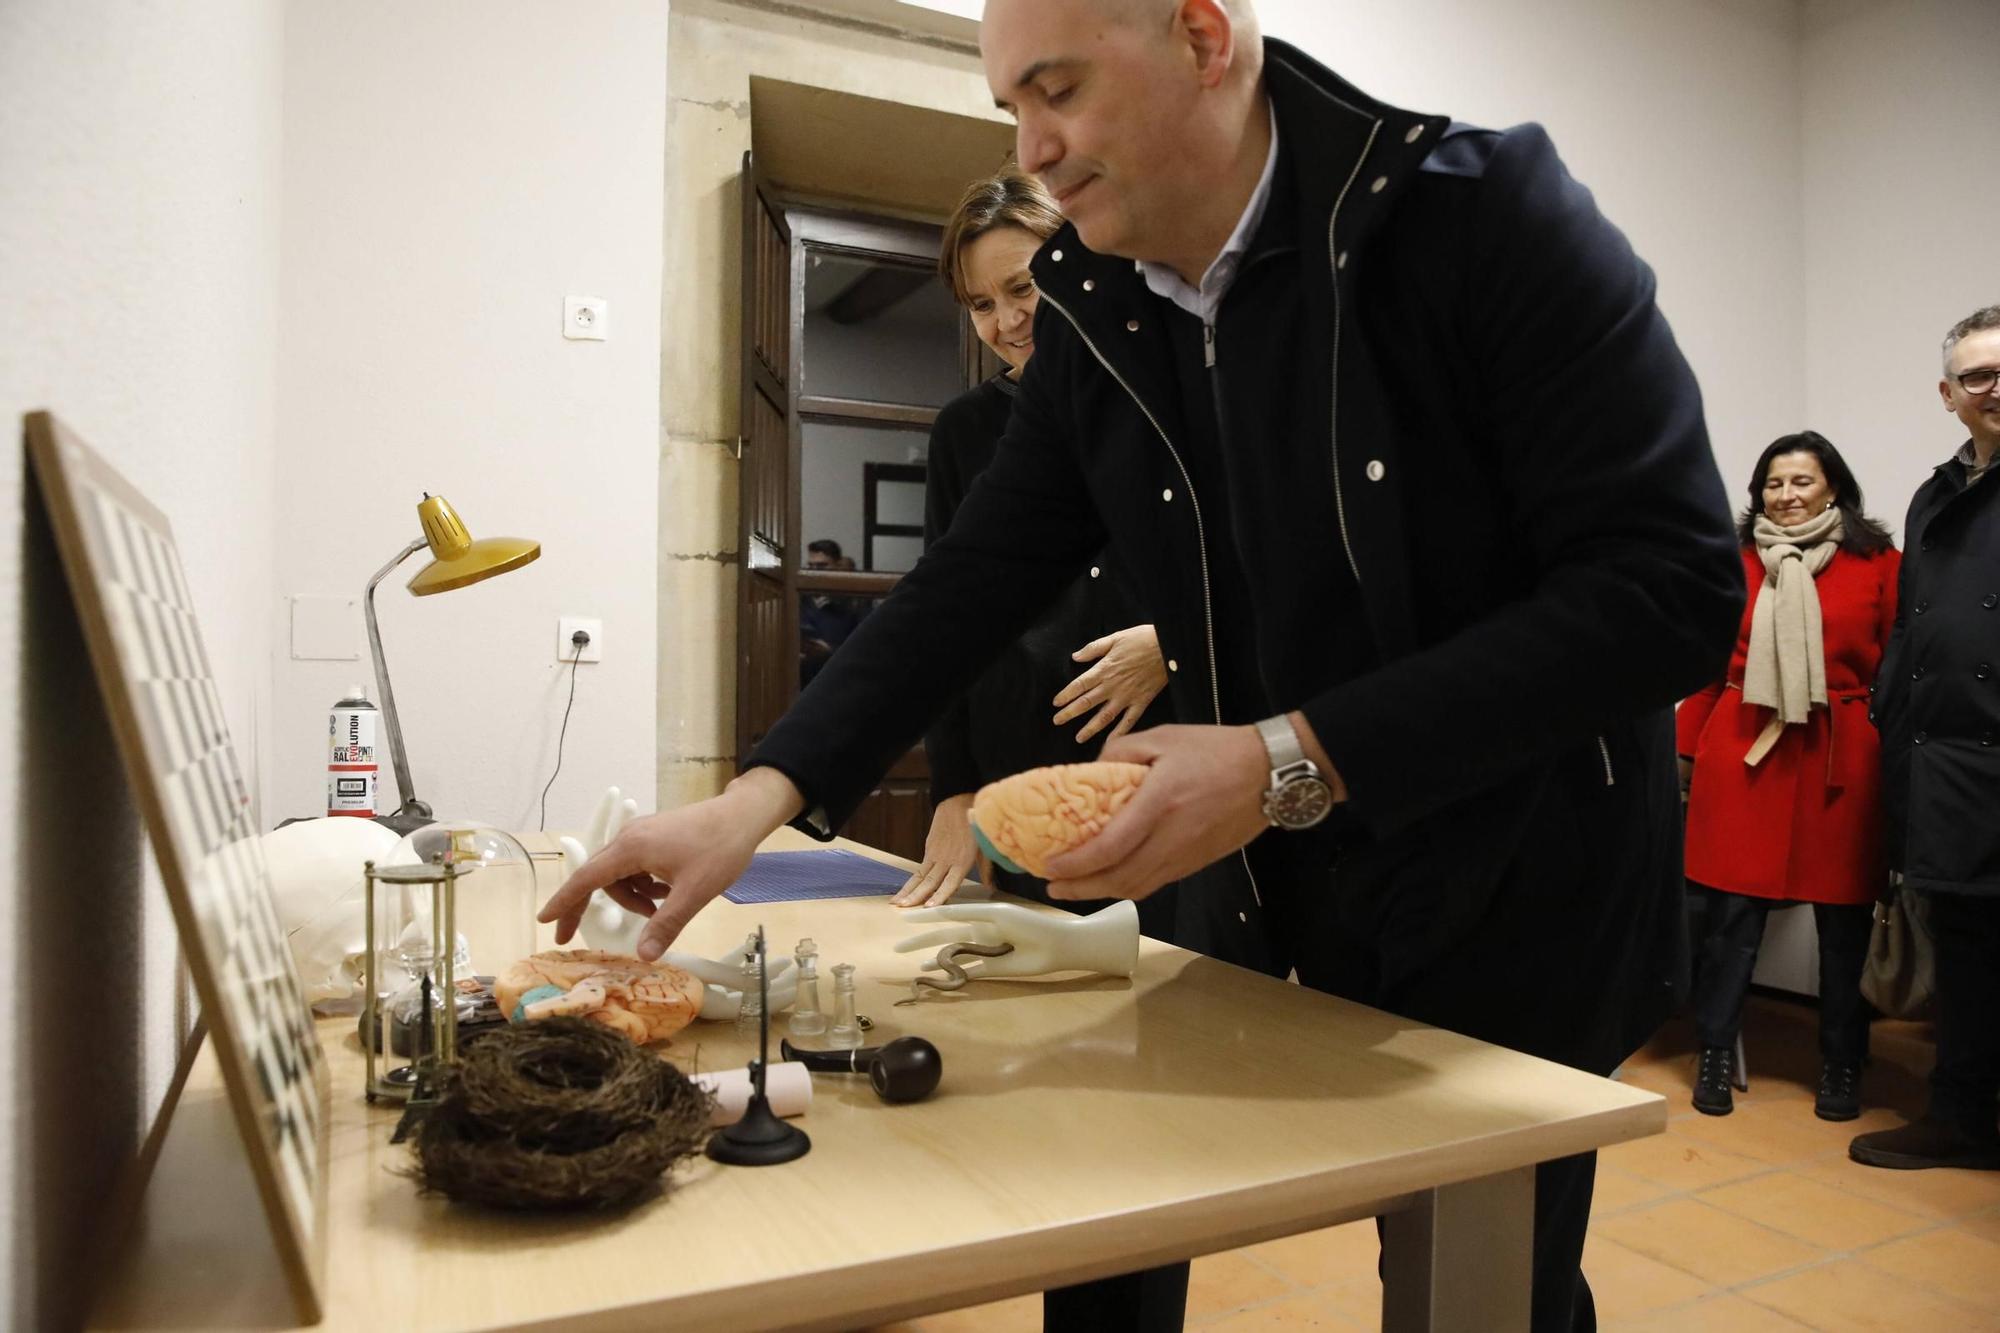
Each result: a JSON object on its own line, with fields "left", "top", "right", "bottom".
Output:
{"left": 894, "top": 941, "right": 1016, "bottom": 1005}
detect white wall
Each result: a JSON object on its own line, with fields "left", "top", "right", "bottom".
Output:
{"left": 0, "top": 2, "right": 285, "bottom": 1325}
{"left": 1801, "top": 0, "right": 2000, "bottom": 536}
{"left": 276, "top": 0, "right": 670, "bottom": 834}
{"left": 1261, "top": 0, "right": 1805, "bottom": 496}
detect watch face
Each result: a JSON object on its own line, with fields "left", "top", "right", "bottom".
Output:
{"left": 1267, "top": 775, "right": 1333, "bottom": 830}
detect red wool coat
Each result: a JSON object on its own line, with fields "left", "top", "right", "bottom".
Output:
{"left": 1678, "top": 545, "right": 1901, "bottom": 904}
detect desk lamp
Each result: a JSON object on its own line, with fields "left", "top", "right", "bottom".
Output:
{"left": 365, "top": 493, "right": 539, "bottom": 836}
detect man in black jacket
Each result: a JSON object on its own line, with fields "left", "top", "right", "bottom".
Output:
{"left": 544, "top": 2, "right": 1742, "bottom": 1326}
{"left": 1851, "top": 305, "right": 2000, "bottom": 1173}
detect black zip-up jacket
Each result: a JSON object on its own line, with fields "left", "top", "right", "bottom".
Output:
{"left": 750, "top": 40, "right": 1742, "bottom": 1072}
{"left": 1872, "top": 446, "right": 2000, "bottom": 896}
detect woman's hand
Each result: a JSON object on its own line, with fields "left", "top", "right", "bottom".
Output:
{"left": 893, "top": 794, "right": 987, "bottom": 907}
{"left": 1053, "top": 623, "right": 1168, "bottom": 745}
{"left": 1677, "top": 755, "right": 1695, "bottom": 802}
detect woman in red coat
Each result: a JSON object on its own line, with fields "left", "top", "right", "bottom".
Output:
{"left": 1679, "top": 431, "right": 1900, "bottom": 1121}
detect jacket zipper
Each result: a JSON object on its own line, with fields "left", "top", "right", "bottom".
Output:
{"left": 1326, "top": 118, "right": 1383, "bottom": 589}
{"left": 1596, "top": 735, "right": 1616, "bottom": 787}
{"left": 1040, "top": 287, "right": 1264, "bottom": 911}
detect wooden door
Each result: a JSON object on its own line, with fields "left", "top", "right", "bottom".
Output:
{"left": 736, "top": 155, "right": 795, "bottom": 762}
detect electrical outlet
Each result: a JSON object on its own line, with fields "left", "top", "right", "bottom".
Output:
{"left": 563, "top": 295, "right": 608, "bottom": 341}
{"left": 557, "top": 616, "right": 603, "bottom": 663}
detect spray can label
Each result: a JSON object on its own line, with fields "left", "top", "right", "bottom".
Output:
{"left": 328, "top": 703, "right": 378, "bottom": 817}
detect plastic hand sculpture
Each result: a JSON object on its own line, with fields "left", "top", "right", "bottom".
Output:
{"left": 894, "top": 900, "right": 1141, "bottom": 984}
{"left": 494, "top": 949, "right": 706, "bottom": 1045}
{"left": 563, "top": 786, "right": 645, "bottom": 955}
{"left": 969, "top": 762, "right": 1148, "bottom": 879}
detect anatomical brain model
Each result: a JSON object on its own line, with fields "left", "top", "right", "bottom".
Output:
{"left": 970, "top": 761, "right": 1148, "bottom": 878}
{"left": 495, "top": 950, "right": 705, "bottom": 1045}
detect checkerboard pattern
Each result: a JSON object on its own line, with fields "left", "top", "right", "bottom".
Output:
{"left": 79, "top": 482, "right": 323, "bottom": 1243}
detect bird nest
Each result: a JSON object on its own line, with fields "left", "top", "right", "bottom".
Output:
{"left": 405, "top": 1017, "right": 713, "bottom": 1211}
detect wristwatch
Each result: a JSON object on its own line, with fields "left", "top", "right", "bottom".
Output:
{"left": 1255, "top": 715, "right": 1334, "bottom": 830}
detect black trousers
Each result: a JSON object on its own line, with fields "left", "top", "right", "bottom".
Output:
{"left": 1925, "top": 890, "right": 2000, "bottom": 1135}
{"left": 1688, "top": 886, "right": 1873, "bottom": 1062}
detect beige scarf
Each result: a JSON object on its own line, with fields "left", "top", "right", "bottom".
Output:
{"left": 1743, "top": 508, "right": 1843, "bottom": 765}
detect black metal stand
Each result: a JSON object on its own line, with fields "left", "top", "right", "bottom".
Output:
{"left": 706, "top": 926, "right": 810, "bottom": 1166}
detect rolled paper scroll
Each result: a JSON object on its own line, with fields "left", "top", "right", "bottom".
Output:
{"left": 692, "top": 1061, "right": 812, "bottom": 1126}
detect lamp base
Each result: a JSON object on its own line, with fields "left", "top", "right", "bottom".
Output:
{"left": 705, "top": 1088, "right": 811, "bottom": 1166}
{"left": 373, "top": 798, "right": 434, "bottom": 839}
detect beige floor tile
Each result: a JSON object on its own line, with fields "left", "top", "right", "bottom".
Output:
{"left": 1593, "top": 1165, "right": 1678, "bottom": 1216}
{"left": 1311, "top": 1277, "right": 1381, "bottom": 1330}
{"left": 1186, "top": 1250, "right": 1298, "bottom": 1319}
{"left": 1616, "top": 1058, "right": 1698, "bottom": 1100}
{"left": 1796, "top": 1155, "right": 2000, "bottom": 1221}
{"left": 1699, "top": 1170, "right": 1931, "bottom": 1251}
{"left": 1602, "top": 1131, "right": 1772, "bottom": 1192}
{"left": 1581, "top": 1235, "right": 1716, "bottom": 1321}
{"left": 1671, "top": 1100, "right": 1899, "bottom": 1167}
{"left": 1960, "top": 1206, "right": 2000, "bottom": 1247}
{"left": 1595, "top": 1197, "right": 1826, "bottom": 1287}
{"left": 1605, "top": 1291, "right": 1817, "bottom": 1332}
{"left": 1743, "top": 1257, "right": 2000, "bottom": 1333}
{"left": 1194, "top": 1289, "right": 1367, "bottom": 1331}
{"left": 1858, "top": 1226, "right": 2000, "bottom": 1312}
{"left": 1242, "top": 1220, "right": 1378, "bottom": 1288}
{"left": 881, "top": 1292, "right": 1041, "bottom": 1332}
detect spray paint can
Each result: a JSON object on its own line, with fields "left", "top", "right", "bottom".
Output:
{"left": 327, "top": 686, "right": 379, "bottom": 818}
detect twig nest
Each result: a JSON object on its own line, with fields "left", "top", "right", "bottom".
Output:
{"left": 406, "top": 1017, "right": 712, "bottom": 1210}
{"left": 970, "top": 761, "right": 1148, "bottom": 878}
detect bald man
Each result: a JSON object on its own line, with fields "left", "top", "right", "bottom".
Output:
{"left": 546, "top": 3, "right": 1742, "bottom": 1327}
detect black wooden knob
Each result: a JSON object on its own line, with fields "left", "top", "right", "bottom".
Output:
{"left": 781, "top": 1036, "right": 942, "bottom": 1104}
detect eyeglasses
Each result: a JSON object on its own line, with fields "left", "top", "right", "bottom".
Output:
{"left": 1954, "top": 368, "right": 2000, "bottom": 395}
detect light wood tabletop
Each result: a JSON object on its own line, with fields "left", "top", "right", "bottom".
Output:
{"left": 91, "top": 827, "right": 1665, "bottom": 1332}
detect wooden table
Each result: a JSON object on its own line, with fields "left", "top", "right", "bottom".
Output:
{"left": 91, "top": 829, "right": 1664, "bottom": 1332}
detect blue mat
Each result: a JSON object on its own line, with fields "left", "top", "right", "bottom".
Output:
{"left": 721, "top": 849, "right": 913, "bottom": 903}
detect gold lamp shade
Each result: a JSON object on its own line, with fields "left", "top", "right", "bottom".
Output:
{"left": 406, "top": 494, "right": 540, "bottom": 596}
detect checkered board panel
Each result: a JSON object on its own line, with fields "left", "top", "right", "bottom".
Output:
{"left": 81, "top": 488, "right": 324, "bottom": 1230}
{"left": 27, "top": 414, "right": 324, "bottom": 1313}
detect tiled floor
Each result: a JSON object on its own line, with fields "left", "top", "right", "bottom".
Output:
{"left": 882, "top": 996, "right": 2000, "bottom": 1331}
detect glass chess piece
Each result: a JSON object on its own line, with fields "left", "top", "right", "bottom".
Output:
{"left": 734, "top": 945, "right": 764, "bottom": 1037}
{"left": 788, "top": 938, "right": 826, "bottom": 1039}
{"left": 827, "top": 962, "right": 863, "bottom": 1049}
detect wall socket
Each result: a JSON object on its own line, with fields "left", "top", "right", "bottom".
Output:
{"left": 557, "top": 616, "right": 603, "bottom": 663}
{"left": 563, "top": 295, "right": 608, "bottom": 341}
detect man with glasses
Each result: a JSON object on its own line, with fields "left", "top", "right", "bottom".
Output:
{"left": 1852, "top": 304, "right": 2000, "bottom": 1172}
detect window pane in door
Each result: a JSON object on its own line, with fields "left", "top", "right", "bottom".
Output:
{"left": 800, "top": 421, "right": 929, "bottom": 573}
{"left": 801, "top": 250, "right": 962, "bottom": 407}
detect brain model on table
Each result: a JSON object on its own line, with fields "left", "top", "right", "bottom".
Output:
{"left": 969, "top": 761, "right": 1148, "bottom": 879}
{"left": 494, "top": 950, "right": 705, "bottom": 1046}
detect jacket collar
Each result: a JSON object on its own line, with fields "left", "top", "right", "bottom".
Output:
{"left": 1030, "top": 38, "right": 1448, "bottom": 346}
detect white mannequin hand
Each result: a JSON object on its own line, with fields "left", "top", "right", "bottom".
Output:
{"left": 892, "top": 900, "right": 1139, "bottom": 980}
{"left": 560, "top": 787, "right": 645, "bottom": 954}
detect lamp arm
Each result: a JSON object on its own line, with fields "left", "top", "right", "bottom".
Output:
{"left": 365, "top": 538, "right": 430, "bottom": 825}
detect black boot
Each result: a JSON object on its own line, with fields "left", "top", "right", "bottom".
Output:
{"left": 1815, "top": 1060, "right": 1862, "bottom": 1122}
{"left": 1693, "top": 1045, "right": 1734, "bottom": 1116}
{"left": 1850, "top": 1117, "right": 2000, "bottom": 1170}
